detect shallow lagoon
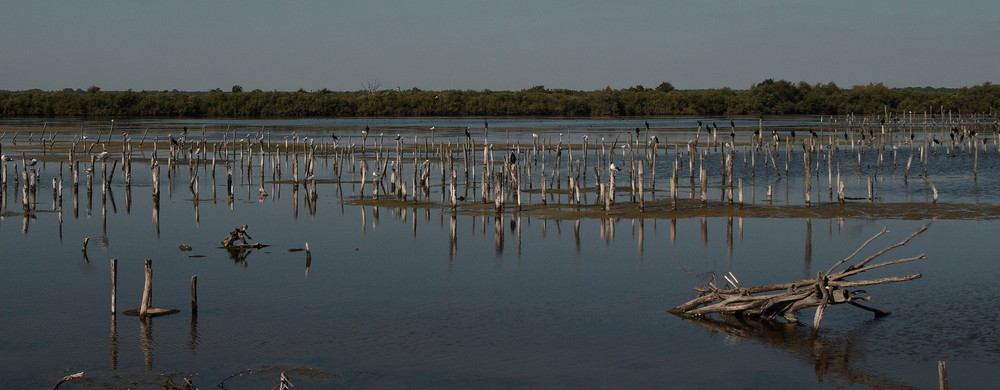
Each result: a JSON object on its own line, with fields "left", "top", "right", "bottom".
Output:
{"left": 1, "top": 117, "right": 998, "bottom": 389}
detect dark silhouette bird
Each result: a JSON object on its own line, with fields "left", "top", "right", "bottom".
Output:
{"left": 395, "top": 134, "right": 403, "bottom": 141}
{"left": 509, "top": 151, "right": 517, "bottom": 165}
{"left": 790, "top": 129, "right": 796, "bottom": 139}
{"left": 331, "top": 132, "right": 339, "bottom": 141}
{"left": 644, "top": 120, "right": 650, "bottom": 130}
{"left": 464, "top": 127, "right": 471, "bottom": 139}
{"left": 484, "top": 120, "right": 489, "bottom": 129}
{"left": 635, "top": 127, "right": 640, "bottom": 136}
{"left": 810, "top": 128, "right": 818, "bottom": 138}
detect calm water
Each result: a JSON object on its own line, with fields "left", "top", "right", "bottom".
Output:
{"left": 1, "top": 117, "right": 998, "bottom": 389}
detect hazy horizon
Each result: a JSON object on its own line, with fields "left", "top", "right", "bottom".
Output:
{"left": 3, "top": 1, "right": 997, "bottom": 92}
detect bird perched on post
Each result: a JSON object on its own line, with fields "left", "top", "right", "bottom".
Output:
{"left": 96, "top": 151, "right": 110, "bottom": 161}
{"left": 0, "top": 155, "right": 11, "bottom": 162}
{"left": 609, "top": 163, "right": 622, "bottom": 173}
{"left": 464, "top": 127, "right": 471, "bottom": 139}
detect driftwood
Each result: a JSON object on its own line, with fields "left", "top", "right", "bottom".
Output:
{"left": 220, "top": 224, "right": 253, "bottom": 247}
{"left": 670, "top": 224, "right": 930, "bottom": 330}
{"left": 219, "top": 225, "right": 270, "bottom": 264}
{"left": 51, "top": 372, "right": 83, "bottom": 390}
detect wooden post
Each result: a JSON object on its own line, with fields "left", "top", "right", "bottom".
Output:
{"left": 139, "top": 259, "right": 152, "bottom": 316}
{"left": 937, "top": 360, "right": 948, "bottom": 390}
{"left": 191, "top": 275, "right": 198, "bottom": 315}
{"left": 638, "top": 164, "right": 644, "bottom": 212}
{"left": 917, "top": 174, "right": 939, "bottom": 203}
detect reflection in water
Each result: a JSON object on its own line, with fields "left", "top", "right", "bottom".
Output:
{"left": 493, "top": 215, "right": 503, "bottom": 255}
{"left": 681, "top": 314, "right": 916, "bottom": 389}
{"left": 573, "top": 219, "right": 581, "bottom": 253}
{"left": 139, "top": 316, "right": 153, "bottom": 369}
{"left": 109, "top": 314, "right": 118, "bottom": 369}
{"left": 448, "top": 213, "right": 457, "bottom": 261}
{"left": 804, "top": 218, "right": 813, "bottom": 279}
{"left": 152, "top": 196, "right": 160, "bottom": 236}
{"left": 189, "top": 309, "right": 199, "bottom": 353}
{"left": 224, "top": 245, "right": 262, "bottom": 266}
{"left": 4, "top": 119, "right": 999, "bottom": 388}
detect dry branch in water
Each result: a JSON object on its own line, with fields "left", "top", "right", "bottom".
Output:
{"left": 51, "top": 372, "right": 83, "bottom": 390}
{"left": 670, "top": 224, "right": 930, "bottom": 330}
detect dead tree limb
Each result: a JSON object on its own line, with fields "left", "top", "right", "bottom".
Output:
{"left": 671, "top": 223, "right": 931, "bottom": 329}
{"left": 51, "top": 372, "right": 84, "bottom": 390}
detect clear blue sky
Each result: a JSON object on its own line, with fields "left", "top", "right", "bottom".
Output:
{"left": 2, "top": 1, "right": 997, "bottom": 92}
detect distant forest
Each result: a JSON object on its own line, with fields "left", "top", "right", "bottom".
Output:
{"left": 1, "top": 80, "right": 998, "bottom": 118}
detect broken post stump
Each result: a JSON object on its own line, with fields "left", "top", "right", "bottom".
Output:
{"left": 123, "top": 259, "right": 179, "bottom": 317}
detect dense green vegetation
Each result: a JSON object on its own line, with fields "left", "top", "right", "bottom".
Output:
{"left": 1, "top": 80, "right": 997, "bottom": 118}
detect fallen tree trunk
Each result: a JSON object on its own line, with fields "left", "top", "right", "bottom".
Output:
{"left": 670, "top": 224, "right": 930, "bottom": 330}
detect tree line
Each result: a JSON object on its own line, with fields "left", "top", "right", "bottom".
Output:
{"left": 1, "top": 80, "right": 997, "bottom": 118}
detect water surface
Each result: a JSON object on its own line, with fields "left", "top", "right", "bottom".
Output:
{"left": 0, "top": 117, "right": 997, "bottom": 389}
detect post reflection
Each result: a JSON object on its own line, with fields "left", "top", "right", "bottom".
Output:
{"left": 109, "top": 313, "right": 119, "bottom": 369}
{"left": 139, "top": 315, "right": 153, "bottom": 369}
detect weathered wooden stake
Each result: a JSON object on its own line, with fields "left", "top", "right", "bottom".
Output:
{"left": 139, "top": 259, "right": 152, "bottom": 316}
{"left": 938, "top": 360, "right": 948, "bottom": 390}
{"left": 191, "top": 275, "right": 198, "bottom": 315}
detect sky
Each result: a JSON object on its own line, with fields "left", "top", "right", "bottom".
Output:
{"left": 2, "top": 1, "right": 997, "bottom": 92}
